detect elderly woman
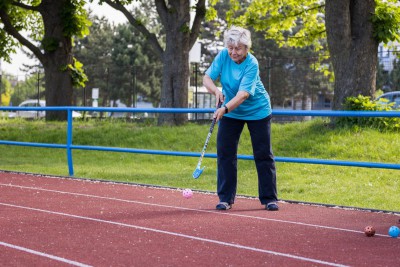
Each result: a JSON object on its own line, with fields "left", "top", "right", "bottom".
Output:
{"left": 203, "top": 26, "right": 279, "bottom": 211}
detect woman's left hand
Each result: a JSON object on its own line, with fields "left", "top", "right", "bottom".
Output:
{"left": 213, "top": 106, "right": 226, "bottom": 122}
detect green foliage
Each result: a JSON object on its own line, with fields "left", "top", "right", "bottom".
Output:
{"left": 73, "top": 15, "right": 114, "bottom": 101}
{"left": 0, "top": 77, "right": 12, "bottom": 106}
{"left": 41, "top": 37, "right": 59, "bottom": 52}
{"left": 111, "top": 23, "right": 162, "bottom": 105}
{"left": 0, "top": 0, "right": 90, "bottom": 62}
{"left": 0, "top": 1, "right": 43, "bottom": 56}
{"left": 337, "top": 95, "right": 400, "bottom": 131}
{"left": 180, "top": 23, "right": 190, "bottom": 33}
{"left": 223, "top": 0, "right": 332, "bottom": 80}
{"left": 0, "top": 29, "right": 17, "bottom": 62}
{"left": 205, "top": 6, "right": 217, "bottom": 21}
{"left": 61, "top": 0, "right": 91, "bottom": 38}
{"left": 10, "top": 74, "right": 45, "bottom": 105}
{"left": 227, "top": 0, "right": 326, "bottom": 51}
{"left": 61, "top": 58, "right": 88, "bottom": 88}
{"left": 371, "top": 0, "right": 400, "bottom": 44}
{"left": 389, "top": 59, "right": 400, "bottom": 91}
{"left": 0, "top": 0, "right": 36, "bottom": 62}
{"left": 0, "top": 0, "right": 12, "bottom": 10}
{"left": 73, "top": 15, "right": 162, "bottom": 106}
{"left": 374, "top": 89, "right": 384, "bottom": 99}
{"left": 226, "top": 0, "right": 400, "bottom": 50}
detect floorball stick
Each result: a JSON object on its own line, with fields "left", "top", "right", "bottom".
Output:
{"left": 192, "top": 102, "right": 222, "bottom": 179}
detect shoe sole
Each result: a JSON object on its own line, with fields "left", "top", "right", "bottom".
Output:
{"left": 267, "top": 207, "right": 279, "bottom": 211}
{"left": 266, "top": 203, "right": 279, "bottom": 211}
{"left": 216, "top": 204, "right": 231, "bottom": 210}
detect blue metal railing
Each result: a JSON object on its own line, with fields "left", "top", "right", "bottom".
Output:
{"left": 1, "top": 106, "right": 400, "bottom": 176}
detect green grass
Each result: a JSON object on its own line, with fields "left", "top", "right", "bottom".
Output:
{"left": 0, "top": 118, "right": 399, "bottom": 212}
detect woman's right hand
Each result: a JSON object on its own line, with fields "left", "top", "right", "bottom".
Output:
{"left": 203, "top": 75, "right": 225, "bottom": 107}
{"left": 215, "top": 90, "right": 225, "bottom": 108}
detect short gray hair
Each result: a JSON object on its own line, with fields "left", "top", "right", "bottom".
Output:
{"left": 223, "top": 26, "right": 252, "bottom": 49}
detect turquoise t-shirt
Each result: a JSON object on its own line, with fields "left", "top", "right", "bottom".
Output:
{"left": 205, "top": 48, "right": 272, "bottom": 120}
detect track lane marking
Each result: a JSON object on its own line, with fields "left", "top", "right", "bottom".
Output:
{"left": 0, "top": 241, "right": 92, "bottom": 267}
{"left": 0, "top": 202, "right": 348, "bottom": 267}
{"left": 0, "top": 183, "right": 385, "bottom": 237}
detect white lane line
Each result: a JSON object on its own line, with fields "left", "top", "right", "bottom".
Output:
{"left": 0, "top": 241, "right": 92, "bottom": 267}
{"left": 0, "top": 202, "right": 349, "bottom": 267}
{"left": 0, "top": 183, "right": 380, "bottom": 236}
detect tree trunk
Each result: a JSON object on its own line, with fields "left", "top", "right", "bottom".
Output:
{"left": 41, "top": 0, "right": 74, "bottom": 120}
{"left": 325, "top": 0, "right": 378, "bottom": 110}
{"left": 157, "top": 1, "right": 191, "bottom": 125}
{"left": 158, "top": 34, "right": 190, "bottom": 125}
{"left": 43, "top": 61, "right": 73, "bottom": 120}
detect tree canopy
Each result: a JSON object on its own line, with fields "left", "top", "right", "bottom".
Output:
{"left": 226, "top": 0, "right": 400, "bottom": 110}
{"left": 2, "top": 0, "right": 400, "bottom": 118}
{"left": 0, "top": 0, "right": 92, "bottom": 120}
{"left": 227, "top": 0, "right": 400, "bottom": 50}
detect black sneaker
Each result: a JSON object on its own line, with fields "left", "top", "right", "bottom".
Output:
{"left": 216, "top": 202, "right": 231, "bottom": 210}
{"left": 266, "top": 202, "right": 279, "bottom": 211}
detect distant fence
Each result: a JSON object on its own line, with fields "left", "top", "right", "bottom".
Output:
{"left": 1, "top": 106, "right": 400, "bottom": 177}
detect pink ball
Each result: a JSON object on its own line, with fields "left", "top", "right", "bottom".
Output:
{"left": 182, "top": 189, "right": 193, "bottom": 199}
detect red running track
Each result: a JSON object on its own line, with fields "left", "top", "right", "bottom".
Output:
{"left": 0, "top": 171, "right": 399, "bottom": 266}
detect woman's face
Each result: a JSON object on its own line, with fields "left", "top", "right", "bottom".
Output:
{"left": 227, "top": 43, "right": 248, "bottom": 64}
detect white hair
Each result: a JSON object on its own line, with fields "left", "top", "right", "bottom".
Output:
{"left": 223, "top": 26, "right": 252, "bottom": 49}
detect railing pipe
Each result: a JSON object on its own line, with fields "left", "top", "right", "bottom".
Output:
{"left": 1, "top": 106, "right": 400, "bottom": 176}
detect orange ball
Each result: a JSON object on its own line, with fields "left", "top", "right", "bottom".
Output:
{"left": 364, "top": 226, "right": 376, "bottom": 237}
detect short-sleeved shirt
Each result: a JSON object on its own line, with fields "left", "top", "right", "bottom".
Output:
{"left": 205, "top": 48, "right": 272, "bottom": 120}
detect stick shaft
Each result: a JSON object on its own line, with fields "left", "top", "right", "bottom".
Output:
{"left": 195, "top": 102, "right": 221, "bottom": 167}
{"left": 196, "top": 118, "right": 216, "bottom": 166}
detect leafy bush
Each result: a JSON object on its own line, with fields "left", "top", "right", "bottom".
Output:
{"left": 336, "top": 95, "right": 400, "bottom": 131}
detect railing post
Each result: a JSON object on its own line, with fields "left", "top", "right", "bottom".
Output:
{"left": 66, "top": 108, "right": 74, "bottom": 176}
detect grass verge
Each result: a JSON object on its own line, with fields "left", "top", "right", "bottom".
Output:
{"left": 0, "top": 118, "right": 399, "bottom": 212}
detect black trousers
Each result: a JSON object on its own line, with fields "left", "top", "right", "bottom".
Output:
{"left": 216, "top": 115, "right": 278, "bottom": 205}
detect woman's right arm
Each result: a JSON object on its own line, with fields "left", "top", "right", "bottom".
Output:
{"left": 203, "top": 74, "right": 224, "bottom": 107}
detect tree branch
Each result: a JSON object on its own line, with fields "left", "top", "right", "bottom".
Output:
{"left": 154, "top": 0, "right": 168, "bottom": 26}
{"left": 103, "top": 0, "right": 164, "bottom": 58}
{"left": 11, "top": 1, "right": 40, "bottom": 12}
{"left": 288, "top": 30, "right": 326, "bottom": 39}
{"left": 189, "top": 0, "right": 206, "bottom": 48}
{"left": 0, "top": 8, "right": 44, "bottom": 62}
{"left": 288, "top": 4, "right": 325, "bottom": 19}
